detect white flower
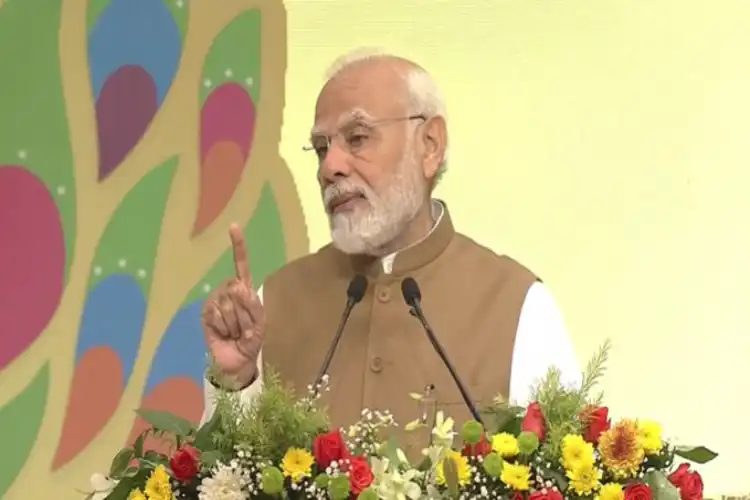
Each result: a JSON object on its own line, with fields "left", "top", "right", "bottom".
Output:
{"left": 431, "top": 411, "right": 456, "bottom": 447}
{"left": 89, "top": 473, "right": 117, "bottom": 500}
{"left": 404, "top": 418, "right": 426, "bottom": 432}
{"left": 370, "top": 457, "right": 422, "bottom": 500}
{"left": 396, "top": 448, "right": 409, "bottom": 465}
{"left": 198, "top": 462, "right": 251, "bottom": 500}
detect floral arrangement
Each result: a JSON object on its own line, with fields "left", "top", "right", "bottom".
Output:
{"left": 87, "top": 341, "right": 717, "bottom": 500}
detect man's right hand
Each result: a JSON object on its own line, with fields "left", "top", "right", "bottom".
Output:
{"left": 201, "top": 224, "right": 265, "bottom": 389}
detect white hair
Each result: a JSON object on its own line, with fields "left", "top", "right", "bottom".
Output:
{"left": 325, "top": 48, "right": 449, "bottom": 183}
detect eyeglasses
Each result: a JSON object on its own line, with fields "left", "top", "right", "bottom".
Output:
{"left": 303, "top": 114, "right": 426, "bottom": 161}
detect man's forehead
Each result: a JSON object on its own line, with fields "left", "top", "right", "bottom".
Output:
{"left": 312, "top": 65, "right": 407, "bottom": 134}
{"left": 311, "top": 108, "right": 376, "bottom": 135}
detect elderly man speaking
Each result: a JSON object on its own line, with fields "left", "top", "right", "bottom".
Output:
{"left": 200, "top": 50, "right": 580, "bottom": 441}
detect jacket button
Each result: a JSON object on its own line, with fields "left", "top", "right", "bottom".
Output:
{"left": 370, "top": 356, "right": 383, "bottom": 373}
{"left": 377, "top": 287, "right": 391, "bottom": 303}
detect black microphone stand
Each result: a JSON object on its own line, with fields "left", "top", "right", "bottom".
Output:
{"left": 402, "top": 279, "right": 484, "bottom": 424}
{"left": 311, "top": 298, "right": 356, "bottom": 396}
{"left": 311, "top": 275, "right": 368, "bottom": 398}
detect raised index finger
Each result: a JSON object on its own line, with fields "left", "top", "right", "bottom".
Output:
{"left": 229, "top": 223, "right": 252, "bottom": 285}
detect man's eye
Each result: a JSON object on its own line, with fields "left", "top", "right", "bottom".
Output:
{"left": 346, "top": 133, "right": 369, "bottom": 148}
{"left": 310, "top": 140, "right": 329, "bottom": 158}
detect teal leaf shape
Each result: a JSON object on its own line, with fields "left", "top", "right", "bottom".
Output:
{"left": 87, "top": 157, "right": 179, "bottom": 297}
{"left": 87, "top": 0, "right": 189, "bottom": 40}
{"left": 0, "top": 363, "right": 50, "bottom": 498}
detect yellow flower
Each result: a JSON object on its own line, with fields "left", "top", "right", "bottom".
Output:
{"left": 598, "top": 419, "right": 645, "bottom": 479}
{"left": 637, "top": 420, "right": 663, "bottom": 455}
{"left": 281, "top": 448, "right": 315, "bottom": 483}
{"left": 128, "top": 489, "right": 147, "bottom": 500}
{"left": 566, "top": 463, "right": 602, "bottom": 495}
{"left": 491, "top": 432, "right": 520, "bottom": 458}
{"left": 500, "top": 461, "right": 531, "bottom": 491}
{"left": 144, "top": 465, "right": 173, "bottom": 500}
{"left": 435, "top": 450, "right": 471, "bottom": 486}
{"left": 561, "top": 434, "right": 595, "bottom": 470}
{"left": 597, "top": 482, "right": 625, "bottom": 500}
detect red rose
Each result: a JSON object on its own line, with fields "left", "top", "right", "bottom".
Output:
{"left": 511, "top": 492, "right": 526, "bottom": 500}
{"left": 463, "top": 432, "right": 492, "bottom": 457}
{"left": 521, "top": 402, "right": 546, "bottom": 441}
{"left": 346, "top": 456, "right": 374, "bottom": 495}
{"left": 668, "top": 463, "right": 704, "bottom": 500}
{"left": 580, "top": 405, "right": 611, "bottom": 444}
{"left": 313, "top": 429, "right": 350, "bottom": 469}
{"left": 169, "top": 444, "right": 200, "bottom": 482}
{"left": 624, "top": 483, "right": 653, "bottom": 500}
{"left": 529, "top": 489, "right": 563, "bottom": 500}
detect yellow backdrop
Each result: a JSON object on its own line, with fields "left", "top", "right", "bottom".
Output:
{"left": 0, "top": 0, "right": 746, "bottom": 498}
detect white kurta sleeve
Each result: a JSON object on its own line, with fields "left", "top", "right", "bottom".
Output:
{"left": 199, "top": 285, "right": 266, "bottom": 425}
{"left": 508, "top": 281, "right": 582, "bottom": 406}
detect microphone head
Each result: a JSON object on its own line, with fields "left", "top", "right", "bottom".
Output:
{"left": 347, "top": 274, "right": 368, "bottom": 303}
{"left": 401, "top": 277, "right": 421, "bottom": 306}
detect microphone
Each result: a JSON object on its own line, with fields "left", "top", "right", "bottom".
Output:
{"left": 401, "top": 277, "right": 484, "bottom": 424}
{"left": 312, "top": 274, "right": 368, "bottom": 395}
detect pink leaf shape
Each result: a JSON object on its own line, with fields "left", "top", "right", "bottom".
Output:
{"left": 0, "top": 166, "right": 65, "bottom": 370}
{"left": 95, "top": 65, "right": 157, "bottom": 181}
{"left": 193, "top": 83, "right": 256, "bottom": 235}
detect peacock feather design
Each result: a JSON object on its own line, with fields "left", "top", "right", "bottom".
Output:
{"left": 0, "top": 0, "right": 304, "bottom": 497}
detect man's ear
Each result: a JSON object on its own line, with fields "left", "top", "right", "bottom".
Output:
{"left": 420, "top": 115, "right": 447, "bottom": 180}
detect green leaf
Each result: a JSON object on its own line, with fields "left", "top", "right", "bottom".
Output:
{"left": 329, "top": 474, "right": 351, "bottom": 500}
{"left": 200, "top": 450, "right": 223, "bottom": 467}
{"left": 443, "top": 455, "right": 460, "bottom": 499}
{"left": 416, "top": 455, "right": 433, "bottom": 472}
{"left": 105, "top": 468, "right": 150, "bottom": 500}
{"left": 673, "top": 445, "right": 718, "bottom": 464}
{"left": 200, "top": 9, "right": 261, "bottom": 104}
{"left": 87, "top": 157, "right": 178, "bottom": 297}
{"left": 135, "top": 408, "right": 195, "bottom": 437}
{"left": 123, "top": 466, "right": 140, "bottom": 478}
{"left": 481, "top": 403, "right": 524, "bottom": 435}
{"left": 133, "top": 431, "right": 147, "bottom": 457}
{"left": 109, "top": 448, "right": 134, "bottom": 479}
{"left": 501, "top": 415, "right": 523, "bottom": 436}
{"left": 644, "top": 470, "right": 681, "bottom": 500}
{"left": 143, "top": 450, "right": 169, "bottom": 467}
{"left": 539, "top": 466, "right": 569, "bottom": 491}
{"left": 194, "top": 411, "right": 222, "bottom": 450}
{"left": 0, "top": 364, "right": 49, "bottom": 498}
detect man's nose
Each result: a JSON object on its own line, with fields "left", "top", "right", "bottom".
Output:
{"left": 318, "top": 146, "right": 352, "bottom": 184}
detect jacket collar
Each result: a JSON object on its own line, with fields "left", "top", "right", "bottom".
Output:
{"left": 347, "top": 199, "right": 455, "bottom": 279}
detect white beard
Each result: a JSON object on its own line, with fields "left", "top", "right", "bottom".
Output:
{"left": 323, "top": 148, "right": 427, "bottom": 255}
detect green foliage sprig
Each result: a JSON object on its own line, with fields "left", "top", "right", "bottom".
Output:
{"left": 210, "top": 364, "right": 330, "bottom": 463}
{"left": 531, "top": 339, "right": 611, "bottom": 461}
{"left": 482, "top": 340, "right": 611, "bottom": 462}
